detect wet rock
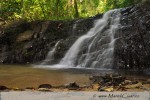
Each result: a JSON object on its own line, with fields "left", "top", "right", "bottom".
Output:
{"left": 65, "top": 82, "right": 80, "bottom": 90}
{"left": 121, "top": 80, "right": 132, "bottom": 85}
{"left": 38, "top": 84, "right": 52, "bottom": 91}
{"left": 89, "top": 76, "right": 102, "bottom": 83}
{"left": 116, "top": 84, "right": 127, "bottom": 91}
{"left": 16, "top": 30, "right": 34, "bottom": 42}
{"left": 89, "top": 74, "right": 146, "bottom": 91}
{"left": 11, "top": 87, "right": 24, "bottom": 91}
{"left": 104, "top": 87, "right": 114, "bottom": 92}
{"left": 26, "top": 87, "right": 35, "bottom": 90}
{"left": 38, "top": 84, "right": 52, "bottom": 89}
{"left": 98, "top": 87, "right": 105, "bottom": 91}
{"left": 92, "top": 84, "right": 100, "bottom": 90}
{"left": 125, "top": 82, "right": 143, "bottom": 89}
{"left": 0, "top": 85, "right": 8, "bottom": 90}
{"left": 98, "top": 86, "right": 114, "bottom": 92}
{"left": 131, "top": 81, "right": 138, "bottom": 84}
{"left": 141, "top": 80, "right": 150, "bottom": 84}
{"left": 90, "top": 74, "right": 126, "bottom": 86}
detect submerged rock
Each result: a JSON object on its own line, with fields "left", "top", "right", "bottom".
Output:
{"left": 0, "top": 85, "right": 8, "bottom": 90}
{"left": 38, "top": 84, "right": 52, "bottom": 91}
{"left": 89, "top": 76, "right": 103, "bottom": 83}
{"left": 65, "top": 82, "right": 80, "bottom": 90}
{"left": 38, "top": 84, "right": 52, "bottom": 89}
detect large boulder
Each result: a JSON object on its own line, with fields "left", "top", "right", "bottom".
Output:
{"left": 114, "top": 3, "right": 150, "bottom": 71}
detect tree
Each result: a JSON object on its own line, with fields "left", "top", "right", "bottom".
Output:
{"left": 74, "top": 0, "right": 79, "bottom": 18}
{"left": 0, "top": 0, "right": 144, "bottom": 21}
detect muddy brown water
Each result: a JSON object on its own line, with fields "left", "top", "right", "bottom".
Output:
{"left": 0, "top": 65, "right": 149, "bottom": 89}
{"left": 0, "top": 65, "right": 91, "bottom": 88}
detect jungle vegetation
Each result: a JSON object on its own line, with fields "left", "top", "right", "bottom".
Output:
{"left": 0, "top": 0, "right": 145, "bottom": 21}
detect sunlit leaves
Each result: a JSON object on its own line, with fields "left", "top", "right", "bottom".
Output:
{"left": 1, "top": 0, "right": 142, "bottom": 21}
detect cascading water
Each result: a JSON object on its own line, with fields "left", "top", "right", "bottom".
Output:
{"left": 41, "top": 40, "right": 61, "bottom": 65}
{"left": 59, "top": 9, "right": 120, "bottom": 68}
{"left": 40, "top": 9, "right": 120, "bottom": 69}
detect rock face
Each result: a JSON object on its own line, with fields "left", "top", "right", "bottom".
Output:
{"left": 0, "top": 3, "right": 150, "bottom": 71}
{"left": 0, "top": 17, "right": 100, "bottom": 64}
{"left": 114, "top": 3, "right": 150, "bottom": 71}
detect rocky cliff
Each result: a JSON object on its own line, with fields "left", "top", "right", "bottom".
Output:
{"left": 115, "top": 3, "right": 150, "bottom": 71}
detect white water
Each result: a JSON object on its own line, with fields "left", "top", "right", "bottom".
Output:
{"left": 41, "top": 40, "right": 61, "bottom": 65}
{"left": 59, "top": 9, "right": 120, "bottom": 68}
{"left": 39, "top": 9, "right": 120, "bottom": 69}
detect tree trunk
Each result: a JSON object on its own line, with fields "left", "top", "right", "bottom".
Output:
{"left": 56, "top": 0, "right": 60, "bottom": 19}
{"left": 21, "top": 0, "right": 24, "bottom": 18}
{"left": 74, "top": 0, "right": 79, "bottom": 18}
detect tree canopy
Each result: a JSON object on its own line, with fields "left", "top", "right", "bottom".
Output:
{"left": 0, "top": 0, "right": 143, "bottom": 21}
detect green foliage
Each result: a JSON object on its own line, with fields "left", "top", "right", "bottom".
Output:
{"left": 0, "top": 0, "right": 142, "bottom": 21}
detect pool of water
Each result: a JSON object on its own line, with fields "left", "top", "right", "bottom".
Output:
{"left": 0, "top": 64, "right": 92, "bottom": 88}
{"left": 0, "top": 64, "right": 149, "bottom": 89}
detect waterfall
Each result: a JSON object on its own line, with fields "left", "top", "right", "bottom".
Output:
{"left": 41, "top": 40, "right": 61, "bottom": 65}
{"left": 59, "top": 9, "right": 120, "bottom": 68}
{"left": 38, "top": 9, "right": 120, "bottom": 69}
